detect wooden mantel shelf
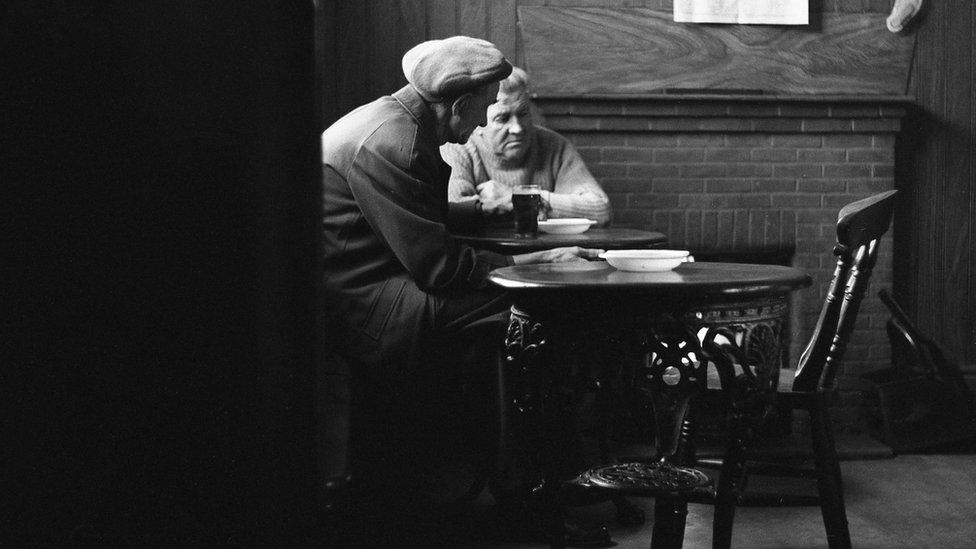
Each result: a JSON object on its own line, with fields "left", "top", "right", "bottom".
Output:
{"left": 534, "top": 94, "right": 915, "bottom": 105}
{"left": 533, "top": 94, "right": 913, "bottom": 134}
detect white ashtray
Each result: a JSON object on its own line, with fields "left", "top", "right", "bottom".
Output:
{"left": 538, "top": 218, "right": 597, "bottom": 234}
{"left": 599, "top": 249, "right": 691, "bottom": 272}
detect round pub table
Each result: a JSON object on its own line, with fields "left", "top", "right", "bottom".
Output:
{"left": 454, "top": 227, "right": 667, "bottom": 254}
{"left": 488, "top": 260, "right": 811, "bottom": 548}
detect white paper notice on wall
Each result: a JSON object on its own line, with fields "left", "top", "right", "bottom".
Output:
{"left": 674, "top": 0, "right": 809, "bottom": 25}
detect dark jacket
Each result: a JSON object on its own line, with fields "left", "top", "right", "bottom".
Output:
{"left": 321, "top": 85, "right": 511, "bottom": 371}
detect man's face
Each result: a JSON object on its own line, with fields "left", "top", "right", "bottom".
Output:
{"left": 448, "top": 82, "right": 498, "bottom": 145}
{"left": 483, "top": 92, "right": 535, "bottom": 163}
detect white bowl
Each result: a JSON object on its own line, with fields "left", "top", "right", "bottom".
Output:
{"left": 538, "top": 218, "right": 597, "bottom": 234}
{"left": 599, "top": 249, "right": 690, "bottom": 272}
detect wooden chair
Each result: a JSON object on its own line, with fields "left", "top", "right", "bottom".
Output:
{"left": 693, "top": 190, "right": 898, "bottom": 549}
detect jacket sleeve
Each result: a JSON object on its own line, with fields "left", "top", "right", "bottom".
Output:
{"left": 347, "top": 136, "right": 510, "bottom": 293}
{"left": 446, "top": 200, "right": 484, "bottom": 233}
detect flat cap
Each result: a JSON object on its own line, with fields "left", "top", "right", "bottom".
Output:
{"left": 402, "top": 36, "right": 512, "bottom": 102}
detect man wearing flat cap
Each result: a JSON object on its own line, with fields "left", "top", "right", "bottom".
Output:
{"left": 320, "top": 37, "right": 607, "bottom": 544}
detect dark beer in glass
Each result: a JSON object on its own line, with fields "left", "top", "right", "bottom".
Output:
{"left": 512, "top": 184, "right": 541, "bottom": 238}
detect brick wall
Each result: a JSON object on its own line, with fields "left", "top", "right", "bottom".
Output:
{"left": 537, "top": 95, "right": 908, "bottom": 429}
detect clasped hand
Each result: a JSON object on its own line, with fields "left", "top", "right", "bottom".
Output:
{"left": 476, "top": 180, "right": 513, "bottom": 216}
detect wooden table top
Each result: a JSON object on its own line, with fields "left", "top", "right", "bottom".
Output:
{"left": 488, "top": 261, "right": 811, "bottom": 298}
{"left": 455, "top": 227, "right": 667, "bottom": 253}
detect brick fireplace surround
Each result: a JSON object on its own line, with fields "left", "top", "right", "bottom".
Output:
{"left": 537, "top": 94, "right": 908, "bottom": 430}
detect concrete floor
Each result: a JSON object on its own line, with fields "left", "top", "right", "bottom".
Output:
{"left": 355, "top": 452, "right": 976, "bottom": 548}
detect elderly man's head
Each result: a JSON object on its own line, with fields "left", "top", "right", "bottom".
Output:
{"left": 448, "top": 81, "right": 499, "bottom": 145}
{"left": 484, "top": 67, "right": 535, "bottom": 163}
{"left": 401, "top": 36, "right": 511, "bottom": 144}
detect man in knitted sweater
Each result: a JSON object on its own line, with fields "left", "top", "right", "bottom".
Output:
{"left": 442, "top": 67, "right": 612, "bottom": 227}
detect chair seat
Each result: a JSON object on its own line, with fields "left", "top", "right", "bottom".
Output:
{"left": 572, "top": 461, "right": 712, "bottom": 497}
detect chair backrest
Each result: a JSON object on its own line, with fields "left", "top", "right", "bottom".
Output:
{"left": 792, "top": 190, "right": 898, "bottom": 392}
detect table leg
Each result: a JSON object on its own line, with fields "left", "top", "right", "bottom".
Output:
{"left": 503, "top": 306, "right": 564, "bottom": 548}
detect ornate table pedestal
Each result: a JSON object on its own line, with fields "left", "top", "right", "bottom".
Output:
{"left": 490, "top": 262, "right": 810, "bottom": 548}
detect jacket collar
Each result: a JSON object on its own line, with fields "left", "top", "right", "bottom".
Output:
{"left": 392, "top": 85, "right": 441, "bottom": 146}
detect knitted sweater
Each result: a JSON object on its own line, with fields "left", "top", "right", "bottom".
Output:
{"left": 442, "top": 125, "right": 612, "bottom": 225}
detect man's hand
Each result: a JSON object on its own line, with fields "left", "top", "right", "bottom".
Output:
{"left": 476, "top": 180, "right": 513, "bottom": 216}
{"left": 512, "top": 246, "right": 605, "bottom": 265}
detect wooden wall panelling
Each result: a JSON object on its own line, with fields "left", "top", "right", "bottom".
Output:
{"left": 971, "top": 0, "right": 976, "bottom": 364}
{"left": 943, "top": 0, "right": 975, "bottom": 361}
{"left": 518, "top": 7, "right": 915, "bottom": 95}
{"left": 457, "top": 0, "right": 489, "bottom": 41}
{"left": 489, "top": 0, "right": 520, "bottom": 65}
{"left": 534, "top": 1, "right": 672, "bottom": 6}
{"left": 898, "top": 50, "right": 926, "bottom": 355}
{"left": 333, "top": 1, "right": 368, "bottom": 118}
{"left": 315, "top": 0, "right": 337, "bottom": 128}
{"left": 427, "top": 0, "right": 459, "bottom": 39}
{"left": 396, "top": 0, "right": 429, "bottom": 87}
{"left": 915, "top": 2, "right": 946, "bottom": 356}
{"left": 913, "top": 3, "right": 943, "bottom": 359}
{"left": 820, "top": 0, "right": 880, "bottom": 11}
{"left": 324, "top": 0, "right": 520, "bottom": 122}
{"left": 397, "top": 0, "right": 429, "bottom": 49}
{"left": 366, "top": 0, "right": 402, "bottom": 97}
{"left": 893, "top": 115, "right": 923, "bottom": 356}
{"left": 900, "top": 0, "right": 976, "bottom": 365}
{"left": 925, "top": 1, "right": 958, "bottom": 361}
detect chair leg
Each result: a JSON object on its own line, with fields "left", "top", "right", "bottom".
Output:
{"left": 809, "top": 402, "right": 852, "bottom": 549}
{"left": 711, "top": 428, "right": 748, "bottom": 549}
{"left": 651, "top": 495, "right": 688, "bottom": 549}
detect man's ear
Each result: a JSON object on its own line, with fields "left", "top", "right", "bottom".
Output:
{"left": 451, "top": 93, "right": 471, "bottom": 116}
